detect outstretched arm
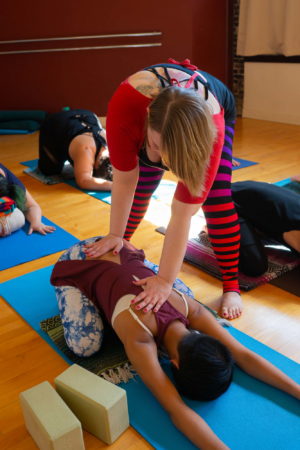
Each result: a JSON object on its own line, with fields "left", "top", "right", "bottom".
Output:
{"left": 189, "top": 304, "right": 300, "bottom": 400}
{"left": 124, "top": 336, "right": 228, "bottom": 449}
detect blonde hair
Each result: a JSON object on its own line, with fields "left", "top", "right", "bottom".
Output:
{"left": 148, "top": 86, "right": 217, "bottom": 196}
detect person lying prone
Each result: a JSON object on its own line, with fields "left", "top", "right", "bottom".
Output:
{"left": 51, "top": 241, "right": 300, "bottom": 449}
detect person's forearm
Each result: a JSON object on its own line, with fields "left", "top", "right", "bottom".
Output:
{"left": 75, "top": 175, "right": 112, "bottom": 191}
{"left": 239, "top": 350, "right": 300, "bottom": 399}
{"left": 158, "top": 214, "right": 191, "bottom": 284}
{"left": 25, "top": 204, "right": 42, "bottom": 225}
{"left": 171, "top": 406, "right": 228, "bottom": 450}
{"left": 158, "top": 200, "right": 196, "bottom": 284}
{"left": 110, "top": 167, "right": 139, "bottom": 237}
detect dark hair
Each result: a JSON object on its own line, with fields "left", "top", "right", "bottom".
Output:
{"left": 172, "top": 332, "right": 234, "bottom": 401}
{"left": 93, "top": 155, "right": 113, "bottom": 181}
{"left": 0, "top": 175, "right": 27, "bottom": 212}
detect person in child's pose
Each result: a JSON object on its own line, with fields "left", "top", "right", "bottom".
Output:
{"left": 0, "top": 163, "right": 55, "bottom": 236}
{"left": 84, "top": 58, "right": 242, "bottom": 320}
{"left": 38, "top": 109, "right": 112, "bottom": 191}
{"left": 51, "top": 241, "right": 300, "bottom": 450}
{"left": 231, "top": 180, "right": 300, "bottom": 276}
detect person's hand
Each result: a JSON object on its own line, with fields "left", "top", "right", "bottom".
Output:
{"left": 131, "top": 275, "right": 172, "bottom": 312}
{"left": 232, "top": 159, "right": 240, "bottom": 167}
{"left": 83, "top": 233, "right": 124, "bottom": 258}
{"left": 28, "top": 222, "right": 56, "bottom": 235}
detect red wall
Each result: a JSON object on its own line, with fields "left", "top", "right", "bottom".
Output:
{"left": 0, "top": 0, "right": 232, "bottom": 115}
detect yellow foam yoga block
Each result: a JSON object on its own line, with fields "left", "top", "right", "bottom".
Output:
{"left": 55, "top": 364, "right": 129, "bottom": 445}
{"left": 19, "top": 381, "right": 85, "bottom": 450}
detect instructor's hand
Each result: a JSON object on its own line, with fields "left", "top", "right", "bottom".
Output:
{"left": 83, "top": 233, "right": 123, "bottom": 258}
{"left": 132, "top": 275, "right": 172, "bottom": 312}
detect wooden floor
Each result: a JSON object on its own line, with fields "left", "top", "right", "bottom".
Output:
{"left": 0, "top": 118, "right": 299, "bottom": 449}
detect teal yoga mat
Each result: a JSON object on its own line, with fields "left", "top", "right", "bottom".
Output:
{"left": 0, "top": 266, "right": 299, "bottom": 449}
{"left": 0, "top": 217, "right": 78, "bottom": 271}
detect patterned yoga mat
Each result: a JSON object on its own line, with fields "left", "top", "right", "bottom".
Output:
{"left": 40, "top": 315, "right": 133, "bottom": 384}
{"left": 156, "top": 227, "right": 300, "bottom": 291}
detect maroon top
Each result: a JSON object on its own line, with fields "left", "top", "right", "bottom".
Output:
{"left": 51, "top": 247, "right": 189, "bottom": 345}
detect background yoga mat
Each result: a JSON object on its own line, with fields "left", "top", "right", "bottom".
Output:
{"left": 156, "top": 227, "right": 300, "bottom": 291}
{"left": 0, "top": 217, "right": 78, "bottom": 271}
{"left": 274, "top": 178, "right": 300, "bottom": 195}
{"left": 21, "top": 158, "right": 258, "bottom": 205}
{"left": 0, "top": 111, "right": 46, "bottom": 133}
{"left": 0, "top": 267, "right": 299, "bottom": 450}
{"left": 0, "top": 129, "right": 36, "bottom": 135}
{"left": 21, "top": 159, "right": 177, "bottom": 205}
{"left": 232, "top": 157, "right": 258, "bottom": 170}
{"left": 21, "top": 159, "right": 112, "bottom": 202}
{"left": 270, "top": 266, "right": 300, "bottom": 297}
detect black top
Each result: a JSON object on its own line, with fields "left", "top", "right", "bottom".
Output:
{"left": 39, "top": 109, "right": 106, "bottom": 165}
{"left": 145, "top": 62, "right": 236, "bottom": 123}
{"left": 0, "top": 163, "right": 25, "bottom": 191}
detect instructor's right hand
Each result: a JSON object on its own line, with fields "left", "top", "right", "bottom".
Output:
{"left": 83, "top": 233, "right": 123, "bottom": 258}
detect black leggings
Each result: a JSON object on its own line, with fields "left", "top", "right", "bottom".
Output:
{"left": 238, "top": 217, "right": 268, "bottom": 277}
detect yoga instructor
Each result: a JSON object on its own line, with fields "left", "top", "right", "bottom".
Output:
{"left": 84, "top": 59, "right": 241, "bottom": 319}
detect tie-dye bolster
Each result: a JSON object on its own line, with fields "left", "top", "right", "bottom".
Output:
{"left": 55, "top": 237, "right": 104, "bottom": 357}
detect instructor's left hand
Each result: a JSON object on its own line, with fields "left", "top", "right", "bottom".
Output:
{"left": 132, "top": 275, "right": 172, "bottom": 312}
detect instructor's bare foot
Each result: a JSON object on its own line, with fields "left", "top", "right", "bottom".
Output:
{"left": 220, "top": 292, "right": 243, "bottom": 320}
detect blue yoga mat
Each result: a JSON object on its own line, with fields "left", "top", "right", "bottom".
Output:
{"left": 0, "top": 217, "right": 78, "bottom": 271}
{"left": 232, "top": 157, "right": 258, "bottom": 170}
{"left": 0, "top": 266, "right": 299, "bottom": 449}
